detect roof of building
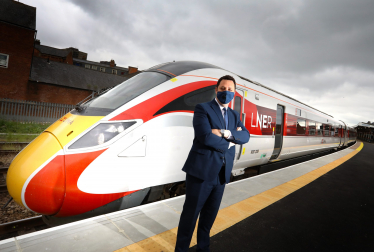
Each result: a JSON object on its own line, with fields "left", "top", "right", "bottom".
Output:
{"left": 0, "top": 0, "right": 36, "bottom": 30}
{"left": 73, "top": 58, "right": 128, "bottom": 71}
{"left": 30, "top": 57, "right": 130, "bottom": 91}
{"left": 35, "top": 44, "right": 70, "bottom": 58}
{"left": 353, "top": 122, "right": 374, "bottom": 128}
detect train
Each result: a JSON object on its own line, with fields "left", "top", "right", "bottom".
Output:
{"left": 6, "top": 61, "right": 356, "bottom": 225}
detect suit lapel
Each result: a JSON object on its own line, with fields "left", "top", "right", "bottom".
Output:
{"left": 210, "top": 99, "right": 225, "bottom": 129}
{"left": 227, "top": 108, "right": 235, "bottom": 130}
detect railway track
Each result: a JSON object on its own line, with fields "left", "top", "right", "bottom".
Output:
{"left": 0, "top": 216, "right": 48, "bottom": 238}
{"left": 0, "top": 167, "right": 8, "bottom": 192}
{"left": 0, "top": 142, "right": 29, "bottom": 153}
{"left": 0, "top": 167, "right": 8, "bottom": 173}
{"left": 0, "top": 185, "right": 7, "bottom": 193}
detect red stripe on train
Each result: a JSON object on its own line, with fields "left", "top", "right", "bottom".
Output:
{"left": 55, "top": 149, "right": 137, "bottom": 217}
{"left": 109, "top": 81, "right": 216, "bottom": 122}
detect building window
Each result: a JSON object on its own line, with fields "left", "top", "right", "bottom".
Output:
{"left": 92, "top": 65, "right": 97, "bottom": 70}
{"left": 100, "top": 67, "right": 106, "bottom": 72}
{"left": 121, "top": 72, "right": 124, "bottom": 75}
{"left": 112, "top": 69, "right": 117, "bottom": 74}
{"left": 85, "top": 64, "right": 90, "bottom": 69}
{"left": 309, "top": 121, "right": 316, "bottom": 135}
{"left": 0, "top": 53, "right": 9, "bottom": 68}
{"left": 297, "top": 119, "right": 306, "bottom": 135}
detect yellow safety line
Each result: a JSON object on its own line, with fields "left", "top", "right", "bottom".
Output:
{"left": 115, "top": 142, "right": 363, "bottom": 252}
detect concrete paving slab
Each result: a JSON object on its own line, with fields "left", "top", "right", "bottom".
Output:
{"left": 17, "top": 217, "right": 132, "bottom": 252}
{"left": 0, "top": 238, "right": 17, "bottom": 252}
{"left": 122, "top": 203, "right": 181, "bottom": 234}
{"left": 162, "top": 196, "right": 185, "bottom": 213}
{"left": 221, "top": 186, "right": 251, "bottom": 207}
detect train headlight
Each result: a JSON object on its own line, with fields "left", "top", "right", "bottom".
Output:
{"left": 69, "top": 122, "right": 136, "bottom": 149}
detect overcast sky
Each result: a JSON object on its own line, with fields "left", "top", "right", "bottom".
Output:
{"left": 21, "top": 0, "right": 374, "bottom": 126}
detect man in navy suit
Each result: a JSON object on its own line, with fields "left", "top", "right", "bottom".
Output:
{"left": 175, "top": 75, "right": 250, "bottom": 252}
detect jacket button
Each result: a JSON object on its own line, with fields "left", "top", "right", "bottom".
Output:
{"left": 220, "top": 157, "right": 224, "bottom": 159}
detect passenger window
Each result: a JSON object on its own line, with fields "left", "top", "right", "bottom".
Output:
{"left": 324, "top": 124, "right": 330, "bottom": 136}
{"left": 154, "top": 85, "right": 216, "bottom": 116}
{"left": 309, "top": 121, "right": 316, "bottom": 135}
{"left": 330, "top": 126, "right": 335, "bottom": 136}
{"left": 184, "top": 86, "right": 216, "bottom": 106}
{"left": 234, "top": 96, "right": 242, "bottom": 115}
{"left": 316, "top": 123, "right": 323, "bottom": 135}
{"left": 297, "top": 119, "right": 306, "bottom": 135}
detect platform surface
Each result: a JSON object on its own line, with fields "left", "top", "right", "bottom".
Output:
{"left": 193, "top": 141, "right": 373, "bottom": 252}
{"left": 0, "top": 142, "right": 368, "bottom": 252}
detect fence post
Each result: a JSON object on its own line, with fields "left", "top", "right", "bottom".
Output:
{"left": 0, "top": 99, "right": 4, "bottom": 116}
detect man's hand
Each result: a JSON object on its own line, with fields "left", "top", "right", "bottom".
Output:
{"left": 237, "top": 127, "right": 242, "bottom": 131}
{"left": 212, "top": 129, "right": 221, "bottom": 137}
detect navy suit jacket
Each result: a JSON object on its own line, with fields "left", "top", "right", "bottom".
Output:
{"left": 182, "top": 99, "right": 250, "bottom": 182}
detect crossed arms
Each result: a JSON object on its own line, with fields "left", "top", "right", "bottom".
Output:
{"left": 193, "top": 104, "right": 250, "bottom": 153}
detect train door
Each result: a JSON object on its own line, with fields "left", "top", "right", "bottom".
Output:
{"left": 270, "top": 105, "right": 285, "bottom": 160}
{"left": 344, "top": 126, "right": 347, "bottom": 145}
{"left": 339, "top": 125, "right": 343, "bottom": 147}
{"left": 232, "top": 89, "right": 245, "bottom": 163}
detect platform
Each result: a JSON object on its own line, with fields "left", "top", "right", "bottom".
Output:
{"left": 0, "top": 141, "right": 368, "bottom": 252}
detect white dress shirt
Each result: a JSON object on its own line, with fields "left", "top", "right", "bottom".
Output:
{"left": 215, "top": 98, "right": 233, "bottom": 140}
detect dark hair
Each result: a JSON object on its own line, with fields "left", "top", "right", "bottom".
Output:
{"left": 216, "top": 75, "right": 236, "bottom": 89}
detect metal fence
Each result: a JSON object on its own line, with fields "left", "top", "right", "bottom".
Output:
{"left": 0, "top": 98, "right": 75, "bottom": 123}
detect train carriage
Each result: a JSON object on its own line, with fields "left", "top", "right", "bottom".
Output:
{"left": 6, "top": 61, "right": 356, "bottom": 224}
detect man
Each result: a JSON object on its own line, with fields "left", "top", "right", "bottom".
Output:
{"left": 175, "top": 75, "right": 250, "bottom": 252}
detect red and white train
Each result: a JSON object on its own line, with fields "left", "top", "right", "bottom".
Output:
{"left": 7, "top": 61, "right": 356, "bottom": 224}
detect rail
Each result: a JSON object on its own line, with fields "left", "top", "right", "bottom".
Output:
{"left": 0, "top": 216, "right": 46, "bottom": 236}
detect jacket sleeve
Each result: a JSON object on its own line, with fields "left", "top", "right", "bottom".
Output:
{"left": 230, "top": 112, "right": 250, "bottom": 145}
{"left": 193, "top": 104, "right": 230, "bottom": 153}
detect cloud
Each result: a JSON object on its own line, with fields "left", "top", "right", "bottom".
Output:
{"left": 20, "top": 0, "right": 374, "bottom": 125}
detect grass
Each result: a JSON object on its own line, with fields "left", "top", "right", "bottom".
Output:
{"left": 0, "top": 119, "right": 50, "bottom": 134}
{"left": 0, "top": 119, "right": 51, "bottom": 142}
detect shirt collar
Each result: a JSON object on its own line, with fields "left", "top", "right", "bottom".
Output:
{"left": 215, "top": 98, "right": 227, "bottom": 111}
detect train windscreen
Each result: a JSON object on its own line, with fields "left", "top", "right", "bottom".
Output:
{"left": 84, "top": 72, "right": 169, "bottom": 110}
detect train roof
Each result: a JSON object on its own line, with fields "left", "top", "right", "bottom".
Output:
{"left": 237, "top": 75, "right": 334, "bottom": 119}
{"left": 146, "top": 61, "right": 221, "bottom": 76}
{"left": 146, "top": 61, "right": 334, "bottom": 120}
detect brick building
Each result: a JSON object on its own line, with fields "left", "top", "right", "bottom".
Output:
{"left": 33, "top": 40, "right": 88, "bottom": 64}
{"left": 28, "top": 57, "right": 134, "bottom": 105}
{"left": 0, "top": 0, "right": 36, "bottom": 101}
{"left": 33, "top": 41, "right": 139, "bottom": 78}
{"left": 0, "top": 0, "right": 140, "bottom": 105}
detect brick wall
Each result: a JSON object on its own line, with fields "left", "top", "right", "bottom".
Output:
{"left": 33, "top": 48, "right": 73, "bottom": 64}
{"left": 27, "top": 81, "right": 92, "bottom": 105}
{"left": 0, "top": 22, "right": 35, "bottom": 100}
{"left": 128, "top": 66, "right": 138, "bottom": 74}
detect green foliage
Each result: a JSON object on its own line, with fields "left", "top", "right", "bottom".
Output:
{"left": 0, "top": 119, "right": 50, "bottom": 134}
{"left": 0, "top": 134, "right": 38, "bottom": 142}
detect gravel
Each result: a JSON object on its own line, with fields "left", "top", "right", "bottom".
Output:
{"left": 0, "top": 192, "right": 40, "bottom": 224}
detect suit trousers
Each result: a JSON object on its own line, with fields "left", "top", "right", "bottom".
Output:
{"left": 175, "top": 167, "right": 226, "bottom": 252}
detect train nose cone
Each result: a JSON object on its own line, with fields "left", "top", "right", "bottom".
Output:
{"left": 7, "top": 132, "right": 65, "bottom": 215}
